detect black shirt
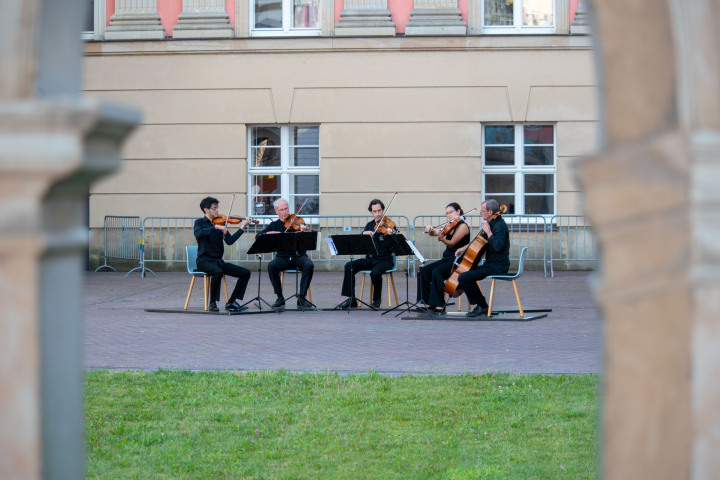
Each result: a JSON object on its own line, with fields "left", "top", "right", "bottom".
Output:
{"left": 363, "top": 220, "right": 393, "bottom": 259}
{"left": 482, "top": 216, "right": 510, "bottom": 270}
{"left": 257, "top": 218, "right": 308, "bottom": 258}
{"left": 194, "top": 217, "right": 245, "bottom": 261}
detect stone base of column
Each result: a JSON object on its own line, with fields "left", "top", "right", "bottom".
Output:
{"left": 105, "top": 13, "right": 166, "bottom": 40}
{"left": 172, "top": 13, "right": 233, "bottom": 39}
{"left": 570, "top": 12, "right": 591, "bottom": 35}
{"left": 405, "top": 8, "right": 467, "bottom": 35}
{"left": 334, "top": 9, "right": 396, "bottom": 36}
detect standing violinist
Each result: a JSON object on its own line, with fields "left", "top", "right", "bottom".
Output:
{"left": 415, "top": 202, "right": 470, "bottom": 314}
{"left": 194, "top": 196, "right": 253, "bottom": 312}
{"left": 455, "top": 199, "right": 510, "bottom": 317}
{"left": 257, "top": 198, "right": 314, "bottom": 309}
{"left": 339, "top": 198, "right": 395, "bottom": 309}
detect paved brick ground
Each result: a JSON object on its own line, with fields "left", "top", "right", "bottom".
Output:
{"left": 83, "top": 270, "right": 601, "bottom": 375}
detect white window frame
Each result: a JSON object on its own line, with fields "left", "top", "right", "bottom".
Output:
{"left": 82, "top": 0, "right": 106, "bottom": 41}
{"left": 249, "top": 0, "right": 323, "bottom": 37}
{"left": 468, "top": 0, "right": 569, "bottom": 34}
{"left": 481, "top": 123, "right": 557, "bottom": 216}
{"left": 247, "top": 125, "right": 321, "bottom": 219}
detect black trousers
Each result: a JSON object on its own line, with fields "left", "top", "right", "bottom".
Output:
{"left": 341, "top": 256, "right": 393, "bottom": 302}
{"left": 417, "top": 257, "right": 454, "bottom": 307}
{"left": 196, "top": 258, "right": 251, "bottom": 304}
{"left": 267, "top": 255, "right": 314, "bottom": 298}
{"left": 457, "top": 263, "right": 508, "bottom": 308}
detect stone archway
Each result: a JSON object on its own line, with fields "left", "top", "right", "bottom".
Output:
{"left": 578, "top": 0, "right": 720, "bottom": 478}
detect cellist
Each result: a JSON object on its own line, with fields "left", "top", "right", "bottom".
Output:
{"left": 455, "top": 199, "right": 510, "bottom": 317}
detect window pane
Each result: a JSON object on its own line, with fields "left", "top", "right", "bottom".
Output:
{"left": 84, "top": 0, "right": 94, "bottom": 32}
{"left": 523, "top": 0, "right": 553, "bottom": 26}
{"left": 293, "top": 175, "right": 320, "bottom": 214}
{"left": 294, "top": 0, "right": 320, "bottom": 28}
{"left": 524, "top": 174, "right": 553, "bottom": 193}
{"left": 251, "top": 127, "right": 281, "bottom": 167}
{"left": 524, "top": 146, "right": 554, "bottom": 166}
{"left": 250, "top": 175, "right": 281, "bottom": 215}
{"left": 293, "top": 195, "right": 320, "bottom": 215}
{"left": 291, "top": 147, "right": 319, "bottom": 167}
{"left": 485, "top": 174, "right": 515, "bottom": 194}
{"left": 485, "top": 125, "right": 514, "bottom": 144}
{"left": 485, "top": 146, "right": 515, "bottom": 166}
{"left": 484, "top": 0, "right": 513, "bottom": 26}
{"left": 493, "top": 196, "right": 516, "bottom": 214}
{"left": 293, "top": 126, "right": 319, "bottom": 145}
{"left": 524, "top": 195, "right": 554, "bottom": 214}
{"left": 255, "top": 0, "right": 282, "bottom": 28}
{"left": 524, "top": 125, "right": 553, "bottom": 144}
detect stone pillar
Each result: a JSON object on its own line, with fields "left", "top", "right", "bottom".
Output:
{"left": 570, "top": 0, "right": 591, "bottom": 35}
{"left": 173, "top": 0, "right": 234, "bottom": 39}
{"left": 334, "top": 0, "right": 396, "bottom": 36}
{"left": 105, "top": 0, "right": 166, "bottom": 40}
{"left": 405, "top": 0, "right": 466, "bottom": 36}
{"left": 0, "top": 1, "right": 139, "bottom": 479}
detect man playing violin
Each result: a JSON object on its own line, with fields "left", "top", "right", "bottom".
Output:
{"left": 416, "top": 202, "right": 470, "bottom": 314}
{"left": 194, "top": 196, "right": 253, "bottom": 312}
{"left": 256, "top": 198, "right": 314, "bottom": 310}
{"left": 339, "top": 198, "right": 396, "bottom": 309}
{"left": 455, "top": 199, "right": 510, "bottom": 317}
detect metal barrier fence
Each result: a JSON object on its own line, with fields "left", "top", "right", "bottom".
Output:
{"left": 411, "top": 214, "right": 549, "bottom": 276}
{"left": 94, "top": 216, "right": 155, "bottom": 278}
{"left": 548, "top": 215, "right": 597, "bottom": 277}
{"left": 97, "top": 214, "right": 597, "bottom": 276}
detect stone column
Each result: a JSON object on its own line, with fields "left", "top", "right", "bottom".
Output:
{"left": 105, "top": 0, "right": 166, "bottom": 40}
{"left": 405, "top": 0, "right": 466, "bottom": 35}
{"left": 0, "top": 1, "right": 139, "bottom": 479}
{"left": 570, "top": 0, "right": 591, "bottom": 35}
{"left": 173, "top": 0, "right": 234, "bottom": 39}
{"left": 334, "top": 0, "right": 396, "bottom": 36}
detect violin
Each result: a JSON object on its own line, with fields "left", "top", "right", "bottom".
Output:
{"left": 430, "top": 208, "right": 476, "bottom": 240}
{"left": 284, "top": 214, "right": 311, "bottom": 232}
{"left": 443, "top": 204, "right": 507, "bottom": 298}
{"left": 212, "top": 215, "right": 259, "bottom": 226}
{"left": 375, "top": 216, "right": 396, "bottom": 235}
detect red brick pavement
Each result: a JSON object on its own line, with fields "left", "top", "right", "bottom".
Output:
{"left": 83, "top": 270, "right": 601, "bottom": 375}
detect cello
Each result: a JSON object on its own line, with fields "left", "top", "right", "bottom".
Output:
{"left": 443, "top": 204, "right": 507, "bottom": 298}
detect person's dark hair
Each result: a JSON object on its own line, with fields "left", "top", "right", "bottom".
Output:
{"left": 368, "top": 199, "right": 385, "bottom": 212}
{"left": 484, "top": 198, "right": 499, "bottom": 213}
{"left": 446, "top": 202, "right": 463, "bottom": 216}
{"left": 200, "top": 196, "right": 219, "bottom": 212}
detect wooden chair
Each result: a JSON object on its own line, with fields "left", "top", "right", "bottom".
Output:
{"left": 486, "top": 247, "right": 529, "bottom": 318}
{"left": 280, "top": 269, "right": 313, "bottom": 303}
{"left": 184, "top": 246, "right": 227, "bottom": 310}
{"left": 359, "top": 254, "right": 399, "bottom": 308}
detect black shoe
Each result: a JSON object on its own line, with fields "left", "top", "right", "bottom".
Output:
{"left": 272, "top": 296, "right": 286, "bottom": 309}
{"left": 467, "top": 305, "right": 489, "bottom": 317}
{"left": 411, "top": 306, "right": 429, "bottom": 314}
{"left": 371, "top": 299, "right": 381, "bottom": 309}
{"left": 339, "top": 298, "right": 358, "bottom": 309}
{"left": 208, "top": 301, "right": 219, "bottom": 312}
{"left": 225, "top": 301, "right": 248, "bottom": 313}
{"left": 297, "top": 296, "right": 314, "bottom": 309}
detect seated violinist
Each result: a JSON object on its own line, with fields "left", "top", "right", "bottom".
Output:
{"left": 194, "top": 196, "right": 253, "bottom": 312}
{"left": 339, "top": 198, "right": 396, "bottom": 309}
{"left": 415, "top": 202, "right": 470, "bottom": 314}
{"left": 257, "top": 198, "right": 314, "bottom": 310}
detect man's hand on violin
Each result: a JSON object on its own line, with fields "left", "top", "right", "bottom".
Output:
{"left": 215, "top": 224, "right": 229, "bottom": 235}
{"left": 239, "top": 217, "right": 254, "bottom": 230}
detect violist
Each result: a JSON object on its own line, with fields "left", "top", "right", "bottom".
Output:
{"left": 415, "top": 202, "right": 470, "bottom": 314}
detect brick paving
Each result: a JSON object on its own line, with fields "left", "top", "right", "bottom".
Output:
{"left": 83, "top": 270, "right": 601, "bottom": 375}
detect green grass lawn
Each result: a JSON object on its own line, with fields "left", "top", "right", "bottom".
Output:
{"left": 85, "top": 370, "right": 598, "bottom": 479}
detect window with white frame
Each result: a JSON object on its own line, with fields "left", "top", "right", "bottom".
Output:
{"left": 82, "top": 0, "right": 105, "bottom": 40}
{"left": 249, "top": 125, "right": 320, "bottom": 217}
{"left": 482, "top": 0, "right": 555, "bottom": 34}
{"left": 251, "top": 0, "right": 321, "bottom": 36}
{"left": 482, "top": 124, "right": 555, "bottom": 215}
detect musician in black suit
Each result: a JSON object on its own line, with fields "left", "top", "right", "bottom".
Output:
{"left": 456, "top": 199, "right": 510, "bottom": 317}
{"left": 339, "top": 199, "right": 396, "bottom": 309}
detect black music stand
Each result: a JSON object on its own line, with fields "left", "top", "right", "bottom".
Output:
{"left": 377, "top": 234, "right": 417, "bottom": 316}
{"left": 275, "top": 231, "right": 318, "bottom": 310}
{"left": 330, "top": 234, "right": 377, "bottom": 311}
{"left": 244, "top": 234, "right": 284, "bottom": 311}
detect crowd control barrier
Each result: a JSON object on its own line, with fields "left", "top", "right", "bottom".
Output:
{"left": 94, "top": 216, "right": 155, "bottom": 278}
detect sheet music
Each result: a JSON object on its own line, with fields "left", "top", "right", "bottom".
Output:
{"left": 406, "top": 240, "right": 426, "bottom": 264}
{"left": 325, "top": 237, "right": 338, "bottom": 256}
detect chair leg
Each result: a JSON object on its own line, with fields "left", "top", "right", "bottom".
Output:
{"left": 223, "top": 275, "right": 229, "bottom": 303}
{"left": 511, "top": 279, "right": 524, "bottom": 318}
{"left": 388, "top": 273, "right": 399, "bottom": 307}
{"left": 487, "top": 279, "right": 496, "bottom": 317}
{"left": 203, "top": 275, "right": 209, "bottom": 311}
{"left": 359, "top": 273, "right": 367, "bottom": 307}
{"left": 185, "top": 276, "right": 196, "bottom": 310}
{"left": 307, "top": 286, "right": 312, "bottom": 303}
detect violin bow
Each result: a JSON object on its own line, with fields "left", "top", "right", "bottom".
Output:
{"left": 372, "top": 192, "right": 398, "bottom": 235}
{"left": 283, "top": 197, "right": 310, "bottom": 233}
{"left": 223, "top": 194, "right": 236, "bottom": 229}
